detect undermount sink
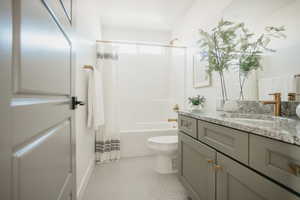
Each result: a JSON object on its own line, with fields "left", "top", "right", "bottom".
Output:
{"left": 221, "top": 113, "right": 296, "bottom": 127}
{"left": 228, "top": 117, "right": 275, "bottom": 126}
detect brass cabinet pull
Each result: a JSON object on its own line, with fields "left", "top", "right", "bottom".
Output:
{"left": 289, "top": 163, "right": 300, "bottom": 176}
{"left": 207, "top": 159, "right": 214, "bottom": 164}
{"left": 214, "top": 165, "right": 222, "bottom": 171}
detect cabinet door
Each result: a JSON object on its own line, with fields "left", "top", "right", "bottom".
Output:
{"left": 217, "top": 153, "right": 300, "bottom": 200}
{"left": 178, "top": 132, "right": 216, "bottom": 200}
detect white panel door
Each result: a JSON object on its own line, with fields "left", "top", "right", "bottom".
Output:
{"left": 10, "top": 0, "right": 77, "bottom": 199}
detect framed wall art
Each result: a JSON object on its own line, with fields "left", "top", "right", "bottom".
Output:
{"left": 193, "top": 54, "right": 211, "bottom": 88}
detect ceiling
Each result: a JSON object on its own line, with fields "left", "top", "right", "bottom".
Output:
{"left": 98, "top": 0, "right": 196, "bottom": 31}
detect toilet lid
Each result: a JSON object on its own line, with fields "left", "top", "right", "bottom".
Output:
{"left": 148, "top": 136, "right": 178, "bottom": 144}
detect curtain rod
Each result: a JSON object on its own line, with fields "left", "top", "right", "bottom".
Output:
{"left": 96, "top": 40, "right": 187, "bottom": 49}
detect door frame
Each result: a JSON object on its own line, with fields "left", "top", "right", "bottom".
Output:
{"left": 70, "top": 0, "right": 78, "bottom": 198}
{"left": 0, "top": 0, "right": 12, "bottom": 199}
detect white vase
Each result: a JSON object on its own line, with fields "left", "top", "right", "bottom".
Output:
{"left": 296, "top": 104, "right": 300, "bottom": 119}
{"left": 223, "top": 100, "right": 239, "bottom": 112}
{"left": 190, "top": 104, "right": 202, "bottom": 112}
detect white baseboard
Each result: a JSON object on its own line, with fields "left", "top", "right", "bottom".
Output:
{"left": 77, "top": 157, "right": 95, "bottom": 200}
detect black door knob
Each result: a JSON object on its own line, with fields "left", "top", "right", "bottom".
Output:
{"left": 71, "top": 97, "right": 85, "bottom": 110}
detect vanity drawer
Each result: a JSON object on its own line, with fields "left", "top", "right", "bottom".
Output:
{"left": 178, "top": 115, "right": 197, "bottom": 138}
{"left": 250, "top": 135, "right": 300, "bottom": 194}
{"left": 198, "top": 120, "right": 249, "bottom": 164}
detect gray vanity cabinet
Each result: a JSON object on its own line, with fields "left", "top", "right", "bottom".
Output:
{"left": 197, "top": 120, "right": 248, "bottom": 164}
{"left": 178, "top": 132, "right": 216, "bottom": 200}
{"left": 178, "top": 114, "right": 300, "bottom": 200}
{"left": 217, "top": 153, "right": 299, "bottom": 200}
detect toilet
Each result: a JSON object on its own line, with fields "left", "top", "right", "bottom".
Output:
{"left": 147, "top": 135, "right": 178, "bottom": 174}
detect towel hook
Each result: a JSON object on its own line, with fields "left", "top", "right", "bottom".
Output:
{"left": 83, "top": 65, "right": 94, "bottom": 70}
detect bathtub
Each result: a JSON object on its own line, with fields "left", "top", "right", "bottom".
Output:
{"left": 120, "top": 122, "right": 178, "bottom": 158}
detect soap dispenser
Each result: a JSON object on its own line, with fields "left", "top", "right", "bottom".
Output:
{"left": 297, "top": 104, "right": 300, "bottom": 119}
{"left": 288, "top": 93, "right": 300, "bottom": 119}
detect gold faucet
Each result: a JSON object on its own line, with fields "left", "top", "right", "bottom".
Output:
{"left": 172, "top": 104, "right": 180, "bottom": 113}
{"left": 288, "top": 93, "right": 296, "bottom": 101}
{"left": 288, "top": 93, "right": 300, "bottom": 101}
{"left": 168, "top": 104, "right": 180, "bottom": 122}
{"left": 261, "top": 93, "right": 282, "bottom": 116}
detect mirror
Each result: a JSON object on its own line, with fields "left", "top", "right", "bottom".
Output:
{"left": 200, "top": 0, "right": 300, "bottom": 102}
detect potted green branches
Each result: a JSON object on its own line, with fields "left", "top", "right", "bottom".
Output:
{"left": 198, "top": 19, "right": 242, "bottom": 102}
{"left": 188, "top": 95, "right": 206, "bottom": 111}
{"left": 198, "top": 19, "right": 286, "bottom": 101}
{"left": 237, "top": 25, "right": 286, "bottom": 100}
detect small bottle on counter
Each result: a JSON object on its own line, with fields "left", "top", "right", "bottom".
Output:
{"left": 297, "top": 104, "right": 300, "bottom": 119}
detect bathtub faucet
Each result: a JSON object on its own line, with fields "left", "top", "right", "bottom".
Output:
{"left": 168, "top": 118, "right": 178, "bottom": 122}
{"left": 173, "top": 104, "right": 180, "bottom": 113}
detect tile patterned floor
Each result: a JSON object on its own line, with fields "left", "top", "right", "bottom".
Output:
{"left": 83, "top": 156, "right": 188, "bottom": 200}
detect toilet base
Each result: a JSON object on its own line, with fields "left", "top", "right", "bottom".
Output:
{"left": 154, "top": 154, "right": 178, "bottom": 174}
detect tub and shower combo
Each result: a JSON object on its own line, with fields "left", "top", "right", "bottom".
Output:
{"left": 99, "top": 41, "right": 186, "bottom": 173}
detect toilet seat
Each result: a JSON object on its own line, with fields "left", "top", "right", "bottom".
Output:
{"left": 147, "top": 136, "right": 178, "bottom": 152}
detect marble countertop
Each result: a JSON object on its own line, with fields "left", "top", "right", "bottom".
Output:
{"left": 179, "top": 111, "right": 300, "bottom": 146}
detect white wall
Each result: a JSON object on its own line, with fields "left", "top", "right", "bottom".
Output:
{"left": 102, "top": 26, "right": 171, "bottom": 43}
{"left": 169, "top": 48, "right": 188, "bottom": 111}
{"left": 117, "top": 46, "right": 171, "bottom": 131}
{"left": 171, "top": 0, "right": 300, "bottom": 111}
{"left": 75, "top": 0, "right": 101, "bottom": 199}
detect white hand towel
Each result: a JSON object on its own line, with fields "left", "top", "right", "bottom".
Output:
{"left": 87, "top": 66, "right": 105, "bottom": 130}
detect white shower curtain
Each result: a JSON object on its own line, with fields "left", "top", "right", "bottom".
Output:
{"left": 95, "top": 44, "right": 121, "bottom": 163}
